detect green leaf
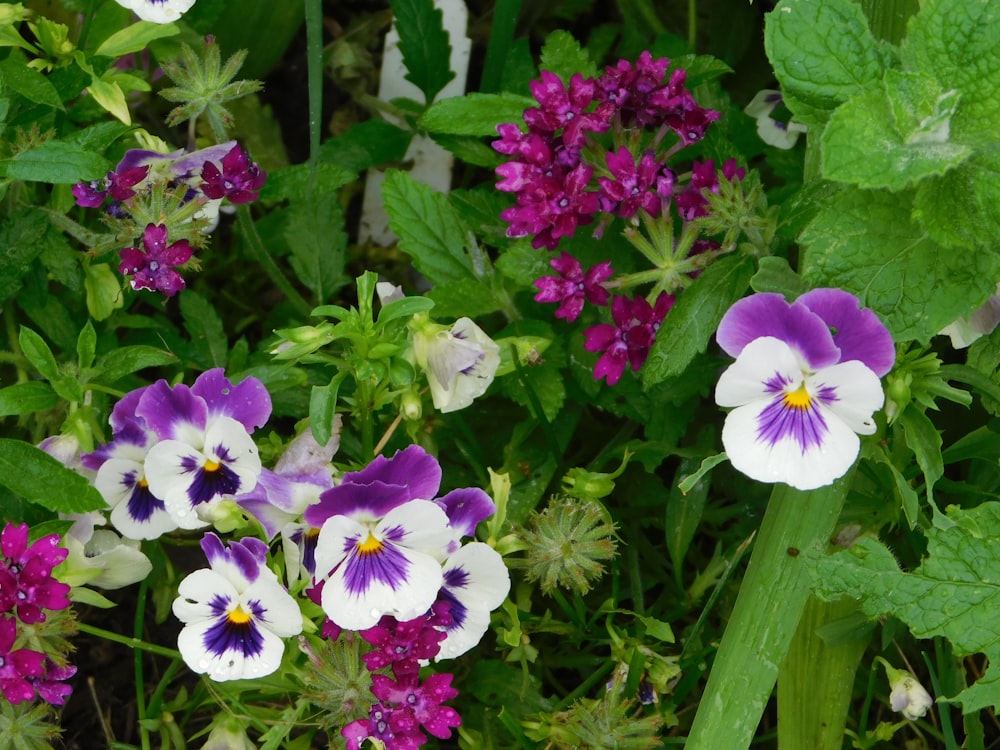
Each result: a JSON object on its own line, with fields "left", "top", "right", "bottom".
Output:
{"left": 811, "top": 502, "right": 1000, "bottom": 712}
{"left": 389, "top": 0, "right": 455, "bottom": 103}
{"left": 800, "top": 189, "right": 1000, "bottom": 343}
{"left": 912, "top": 150, "right": 1000, "bottom": 250}
{"left": 261, "top": 162, "right": 357, "bottom": 203}
{"left": 95, "top": 345, "right": 177, "bottom": 385}
{"left": 0, "top": 382, "right": 58, "bottom": 417}
{"left": 639, "top": 615, "right": 675, "bottom": 643}
{"left": 94, "top": 21, "right": 179, "bottom": 57}
{"left": 420, "top": 92, "right": 535, "bottom": 136}
{"left": 284, "top": 192, "right": 349, "bottom": 305}
{"left": 376, "top": 296, "right": 435, "bottom": 326}
{"left": 179, "top": 290, "right": 228, "bottom": 368}
{"left": 84, "top": 262, "right": 124, "bottom": 321}
{"left": 19, "top": 326, "right": 60, "bottom": 384}
{"left": 899, "top": 0, "right": 1000, "bottom": 146}
{"left": 642, "top": 254, "right": 756, "bottom": 386}
{"left": 86, "top": 74, "right": 130, "bottom": 125}
{"left": 539, "top": 30, "right": 597, "bottom": 80}
{"left": 496, "top": 238, "right": 550, "bottom": 287}
{"left": 426, "top": 277, "right": 502, "bottom": 318}
{"left": 764, "top": 0, "right": 883, "bottom": 126}
{"left": 381, "top": 170, "right": 473, "bottom": 284}
{"left": 0, "top": 53, "right": 63, "bottom": 108}
{"left": 309, "top": 374, "right": 343, "bottom": 446}
{"left": 76, "top": 320, "right": 96, "bottom": 371}
{"left": 821, "top": 71, "right": 972, "bottom": 190}
{"left": 666, "top": 457, "right": 711, "bottom": 573}
{"left": 0, "top": 207, "right": 47, "bottom": 304}
{"left": 318, "top": 120, "right": 412, "bottom": 173}
{"left": 0, "top": 439, "right": 106, "bottom": 514}
{"left": 749, "top": 256, "right": 809, "bottom": 299}
{"left": 898, "top": 404, "right": 944, "bottom": 509}
{"left": 4, "top": 138, "right": 111, "bottom": 183}
{"left": 872, "top": 446, "right": 920, "bottom": 529}
{"left": 501, "top": 354, "right": 565, "bottom": 422}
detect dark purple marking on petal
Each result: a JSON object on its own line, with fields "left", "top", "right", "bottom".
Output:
{"left": 717, "top": 293, "right": 841, "bottom": 369}
{"left": 125, "top": 476, "right": 165, "bottom": 523}
{"left": 438, "top": 587, "right": 468, "bottom": 630}
{"left": 795, "top": 288, "right": 895, "bottom": 377}
{"left": 342, "top": 542, "right": 411, "bottom": 595}
{"left": 202, "top": 600, "right": 266, "bottom": 658}
{"left": 755, "top": 391, "right": 829, "bottom": 452}
{"left": 186, "top": 461, "right": 242, "bottom": 505}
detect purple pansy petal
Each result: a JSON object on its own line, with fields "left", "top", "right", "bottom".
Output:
{"left": 716, "top": 293, "right": 841, "bottom": 369}
{"left": 191, "top": 368, "right": 272, "bottom": 433}
{"left": 796, "top": 288, "right": 896, "bottom": 377}
{"left": 304, "top": 445, "right": 442, "bottom": 526}
{"left": 435, "top": 488, "right": 496, "bottom": 543}
{"left": 136, "top": 380, "right": 208, "bottom": 443}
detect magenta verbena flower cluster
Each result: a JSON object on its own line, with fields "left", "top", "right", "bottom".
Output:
{"left": 493, "top": 52, "right": 746, "bottom": 385}
{"left": 0, "top": 523, "right": 75, "bottom": 706}
{"left": 72, "top": 141, "right": 266, "bottom": 297}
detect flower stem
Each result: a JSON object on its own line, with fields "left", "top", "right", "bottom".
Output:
{"left": 684, "top": 474, "right": 853, "bottom": 750}
{"left": 304, "top": 0, "right": 323, "bottom": 181}
{"left": 235, "top": 205, "right": 312, "bottom": 318}
{"left": 76, "top": 622, "right": 183, "bottom": 661}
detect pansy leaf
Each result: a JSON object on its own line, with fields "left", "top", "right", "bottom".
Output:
{"left": 0, "top": 439, "right": 107, "bottom": 514}
{"left": 3, "top": 139, "right": 111, "bottom": 183}
{"left": 764, "top": 0, "right": 884, "bottom": 127}
{"left": 811, "top": 501, "right": 1000, "bottom": 712}
{"left": 0, "top": 382, "right": 59, "bottom": 417}
{"left": 94, "top": 21, "right": 179, "bottom": 58}
{"left": 84, "top": 262, "right": 124, "bottom": 322}
{"left": 642, "top": 253, "right": 756, "bottom": 387}
{"left": 318, "top": 120, "right": 412, "bottom": 173}
{"left": 897, "top": 405, "right": 944, "bottom": 511}
{"left": 310, "top": 373, "right": 344, "bottom": 446}
{"left": 95, "top": 345, "right": 178, "bottom": 385}
{"left": 800, "top": 188, "right": 1000, "bottom": 343}
{"left": 0, "top": 52, "right": 62, "bottom": 108}
{"left": 389, "top": 0, "right": 455, "bottom": 103}
{"left": 382, "top": 169, "right": 473, "bottom": 284}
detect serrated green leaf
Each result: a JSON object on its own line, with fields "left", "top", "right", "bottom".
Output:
{"left": 496, "top": 238, "right": 550, "bottom": 287}
{"left": 821, "top": 71, "right": 971, "bottom": 190}
{"left": 501, "top": 356, "right": 565, "bottom": 422}
{"left": 420, "top": 92, "right": 535, "bottom": 136}
{"left": 382, "top": 170, "right": 473, "bottom": 284}
{"left": 0, "top": 439, "right": 107, "bottom": 513}
{"left": 318, "top": 120, "right": 412, "bottom": 173}
{"left": 0, "top": 382, "right": 58, "bottom": 417}
{"left": 390, "top": 0, "right": 455, "bottom": 103}
{"left": 285, "top": 192, "right": 349, "bottom": 305}
{"left": 639, "top": 615, "right": 675, "bottom": 643}
{"left": 642, "top": 254, "right": 756, "bottom": 386}
{"left": 4, "top": 138, "right": 111, "bottom": 183}
{"left": 179, "top": 290, "right": 228, "bottom": 368}
{"left": 426, "top": 277, "right": 502, "bottom": 318}
{"left": 764, "top": 0, "right": 883, "bottom": 126}
{"left": 94, "top": 20, "right": 179, "bottom": 58}
{"left": 811, "top": 502, "right": 1000, "bottom": 712}
{"left": 800, "top": 189, "right": 1000, "bottom": 343}
{"left": 0, "top": 52, "right": 63, "bottom": 108}
{"left": 749, "top": 256, "right": 809, "bottom": 299}
{"left": 260, "top": 162, "right": 357, "bottom": 203}
{"left": 913, "top": 150, "right": 1000, "bottom": 250}
{"left": 539, "top": 30, "right": 597, "bottom": 80}
{"left": 899, "top": 0, "right": 1000, "bottom": 146}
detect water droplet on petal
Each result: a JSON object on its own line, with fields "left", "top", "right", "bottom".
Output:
{"left": 370, "top": 608, "right": 381, "bottom": 619}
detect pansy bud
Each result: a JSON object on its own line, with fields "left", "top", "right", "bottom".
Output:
{"left": 879, "top": 659, "right": 933, "bottom": 721}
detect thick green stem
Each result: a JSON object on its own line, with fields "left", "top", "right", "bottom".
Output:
{"left": 684, "top": 476, "right": 852, "bottom": 750}
{"left": 778, "top": 596, "right": 872, "bottom": 750}
{"left": 304, "top": 0, "right": 323, "bottom": 181}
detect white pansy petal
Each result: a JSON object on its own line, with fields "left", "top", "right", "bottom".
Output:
{"left": 204, "top": 417, "right": 262, "bottom": 485}
{"left": 177, "top": 616, "right": 287, "bottom": 682}
{"left": 114, "top": 0, "right": 196, "bottom": 24}
{"left": 323, "top": 544, "right": 444, "bottom": 630}
{"left": 173, "top": 569, "right": 237, "bottom": 622}
{"left": 715, "top": 337, "right": 804, "bottom": 408}
{"left": 313, "top": 515, "right": 366, "bottom": 579}
{"left": 378, "top": 500, "right": 454, "bottom": 559}
{"left": 437, "top": 543, "right": 510, "bottom": 660}
{"left": 722, "top": 400, "right": 860, "bottom": 490}
{"left": 813, "top": 361, "right": 885, "bottom": 435}
{"left": 242, "top": 579, "right": 303, "bottom": 638}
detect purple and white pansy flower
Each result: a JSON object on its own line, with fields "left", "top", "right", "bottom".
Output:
{"left": 85, "top": 369, "right": 271, "bottom": 537}
{"left": 173, "top": 534, "right": 302, "bottom": 681}
{"left": 714, "top": 289, "right": 895, "bottom": 490}
{"left": 113, "top": 0, "right": 196, "bottom": 24}
{"left": 305, "top": 445, "right": 508, "bottom": 636}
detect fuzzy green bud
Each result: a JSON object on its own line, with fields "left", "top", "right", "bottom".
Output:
{"left": 400, "top": 389, "right": 422, "bottom": 421}
{"left": 520, "top": 496, "right": 618, "bottom": 595}
{"left": 562, "top": 450, "right": 631, "bottom": 500}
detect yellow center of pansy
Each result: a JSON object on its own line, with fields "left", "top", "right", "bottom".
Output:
{"left": 782, "top": 383, "right": 812, "bottom": 410}
{"left": 356, "top": 532, "right": 383, "bottom": 555}
{"left": 227, "top": 605, "right": 252, "bottom": 624}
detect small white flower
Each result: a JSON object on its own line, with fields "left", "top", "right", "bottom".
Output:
{"left": 744, "top": 89, "right": 807, "bottom": 150}
{"left": 114, "top": 0, "right": 197, "bottom": 24}
{"left": 413, "top": 317, "right": 500, "bottom": 413}
{"left": 889, "top": 672, "right": 933, "bottom": 721}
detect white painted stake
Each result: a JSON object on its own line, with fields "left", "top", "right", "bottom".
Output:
{"left": 359, "top": 0, "right": 472, "bottom": 245}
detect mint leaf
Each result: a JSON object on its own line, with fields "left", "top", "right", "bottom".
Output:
{"left": 420, "top": 92, "right": 535, "bottom": 136}
{"left": 539, "top": 30, "right": 598, "bottom": 80}
{"left": 900, "top": 0, "right": 1000, "bottom": 146}
{"left": 180, "top": 290, "right": 228, "bottom": 369}
{"left": 913, "top": 150, "right": 1000, "bottom": 250}
{"left": 642, "top": 254, "right": 756, "bottom": 387}
{"left": 261, "top": 163, "right": 357, "bottom": 202}
{"left": 381, "top": 170, "right": 473, "bottom": 284}
{"left": 764, "top": 0, "right": 884, "bottom": 126}
{"left": 821, "top": 71, "right": 972, "bottom": 190}
{"left": 390, "top": 0, "right": 455, "bottom": 103}
{"left": 0, "top": 439, "right": 107, "bottom": 514}
{"left": 426, "top": 278, "right": 503, "bottom": 318}
{"left": 811, "top": 502, "right": 1000, "bottom": 712}
{"left": 285, "top": 192, "right": 349, "bottom": 304}
{"left": 318, "top": 120, "right": 412, "bottom": 173}
{"left": 800, "top": 188, "right": 1000, "bottom": 342}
